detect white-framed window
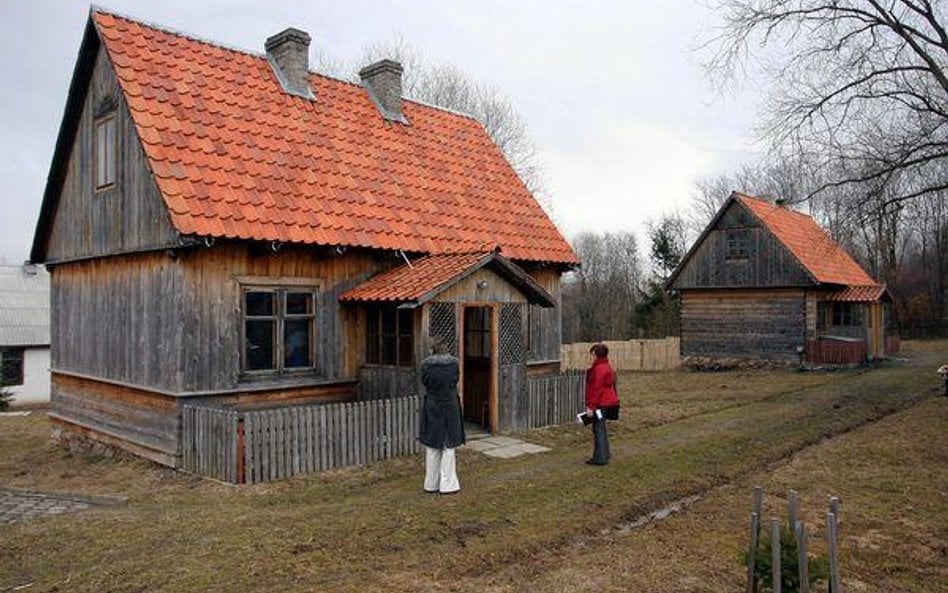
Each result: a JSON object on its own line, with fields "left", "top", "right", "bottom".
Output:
{"left": 242, "top": 287, "right": 318, "bottom": 374}
{"left": 94, "top": 113, "right": 117, "bottom": 190}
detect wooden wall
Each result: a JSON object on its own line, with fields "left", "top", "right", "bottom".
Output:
{"left": 524, "top": 267, "right": 562, "bottom": 363}
{"left": 672, "top": 201, "right": 814, "bottom": 290}
{"left": 175, "top": 244, "right": 380, "bottom": 392}
{"left": 50, "top": 246, "right": 383, "bottom": 394}
{"left": 680, "top": 289, "right": 807, "bottom": 361}
{"left": 44, "top": 44, "right": 181, "bottom": 263}
{"left": 50, "top": 373, "right": 179, "bottom": 467}
{"left": 50, "top": 251, "right": 186, "bottom": 392}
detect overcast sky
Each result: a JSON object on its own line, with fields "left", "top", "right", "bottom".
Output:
{"left": 0, "top": 0, "right": 763, "bottom": 264}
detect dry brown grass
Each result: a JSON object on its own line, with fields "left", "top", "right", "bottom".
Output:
{"left": 1, "top": 340, "right": 945, "bottom": 592}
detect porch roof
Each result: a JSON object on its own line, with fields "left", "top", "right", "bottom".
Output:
{"left": 822, "top": 284, "right": 890, "bottom": 303}
{"left": 339, "top": 250, "right": 556, "bottom": 307}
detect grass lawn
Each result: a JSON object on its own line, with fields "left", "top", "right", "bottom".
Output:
{"left": 1, "top": 340, "right": 945, "bottom": 592}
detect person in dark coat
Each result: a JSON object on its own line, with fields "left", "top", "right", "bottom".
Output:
{"left": 585, "top": 343, "right": 620, "bottom": 465}
{"left": 419, "top": 338, "right": 465, "bottom": 494}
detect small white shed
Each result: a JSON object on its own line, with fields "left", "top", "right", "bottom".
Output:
{"left": 0, "top": 264, "right": 50, "bottom": 405}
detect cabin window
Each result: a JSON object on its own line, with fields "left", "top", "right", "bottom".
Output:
{"left": 726, "top": 229, "right": 750, "bottom": 259}
{"left": 365, "top": 306, "right": 414, "bottom": 367}
{"left": 243, "top": 288, "right": 317, "bottom": 374}
{"left": 94, "top": 114, "right": 117, "bottom": 190}
{"left": 831, "top": 303, "right": 861, "bottom": 327}
{"left": 0, "top": 348, "right": 24, "bottom": 386}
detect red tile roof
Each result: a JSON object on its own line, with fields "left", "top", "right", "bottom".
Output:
{"left": 91, "top": 10, "right": 578, "bottom": 265}
{"left": 823, "top": 285, "right": 888, "bottom": 302}
{"left": 340, "top": 251, "right": 492, "bottom": 303}
{"left": 735, "top": 193, "right": 877, "bottom": 286}
{"left": 339, "top": 250, "right": 555, "bottom": 306}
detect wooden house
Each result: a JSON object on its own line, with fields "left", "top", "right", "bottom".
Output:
{"left": 30, "top": 9, "right": 578, "bottom": 467}
{"left": 667, "top": 192, "right": 898, "bottom": 366}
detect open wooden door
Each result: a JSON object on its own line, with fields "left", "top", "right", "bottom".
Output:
{"left": 462, "top": 306, "right": 493, "bottom": 430}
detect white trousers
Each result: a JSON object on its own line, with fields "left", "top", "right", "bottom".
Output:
{"left": 424, "top": 446, "right": 460, "bottom": 493}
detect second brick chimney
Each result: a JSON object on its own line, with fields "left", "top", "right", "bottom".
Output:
{"left": 359, "top": 59, "right": 407, "bottom": 123}
{"left": 265, "top": 28, "right": 314, "bottom": 100}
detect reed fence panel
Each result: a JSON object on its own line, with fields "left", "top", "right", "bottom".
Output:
{"left": 560, "top": 338, "right": 680, "bottom": 371}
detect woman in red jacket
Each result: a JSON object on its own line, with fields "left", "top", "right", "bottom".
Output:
{"left": 585, "top": 343, "right": 620, "bottom": 465}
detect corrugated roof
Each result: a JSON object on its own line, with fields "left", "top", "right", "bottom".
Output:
{"left": 84, "top": 10, "right": 578, "bottom": 265}
{"left": 0, "top": 265, "right": 50, "bottom": 346}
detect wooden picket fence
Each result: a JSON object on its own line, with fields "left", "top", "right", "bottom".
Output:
{"left": 560, "top": 337, "right": 681, "bottom": 371}
{"left": 181, "top": 396, "right": 421, "bottom": 484}
{"left": 181, "top": 406, "right": 241, "bottom": 484}
{"left": 182, "top": 372, "right": 587, "bottom": 484}
{"left": 523, "top": 371, "right": 585, "bottom": 429}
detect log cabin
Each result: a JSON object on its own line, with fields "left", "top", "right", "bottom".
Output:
{"left": 29, "top": 8, "right": 578, "bottom": 467}
{"left": 667, "top": 192, "right": 898, "bottom": 366}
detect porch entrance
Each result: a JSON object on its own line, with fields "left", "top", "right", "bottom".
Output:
{"left": 462, "top": 306, "right": 493, "bottom": 431}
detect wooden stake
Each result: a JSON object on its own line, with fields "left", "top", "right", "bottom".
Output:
{"left": 827, "top": 512, "right": 841, "bottom": 593}
{"left": 795, "top": 520, "right": 809, "bottom": 593}
{"left": 788, "top": 489, "right": 799, "bottom": 534}
{"left": 746, "top": 512, "right": 760, "bottom": 593}
{"left": 771, "top": 517, "right": 782, "bottom": 593}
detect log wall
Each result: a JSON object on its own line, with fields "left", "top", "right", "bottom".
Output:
{"left": 680, "top": 289, "right": 806, "bottom": 361}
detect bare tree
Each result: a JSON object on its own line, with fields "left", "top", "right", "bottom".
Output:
{"left": 561, "top": 231, "right": 644, "bottom": 341}
{"left": 358, "top": 38, "right": 545, "bottom": 201}
{"left": 704, "top": 0, "right": 948, "bottom": 214}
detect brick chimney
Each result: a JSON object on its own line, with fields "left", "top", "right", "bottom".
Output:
{"left": 359, "top": 59, "right": 407, "bottom": 123}
{"left": 265, "top": 28, "right": 314, "bottom": 99}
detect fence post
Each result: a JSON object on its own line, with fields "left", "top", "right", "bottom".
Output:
{"left": 771, "top": 518, "right": 782, "bottom": 593}
{"left": 827, "top": 512, "right": 841, "bottom": 593}
{"left": 795, "top": 520, "right": 809, "bottom": 593}
{"left": 787, "top": 490, "right": 798, "bottom": 535}
{"left": 746, "top": 511, "right": 760, "bottom": 593}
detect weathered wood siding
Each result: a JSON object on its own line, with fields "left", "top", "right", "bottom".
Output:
{"left": 672, "top": 201, "right": 814, "bottom": 289}
{"left": 176, "top": 245, "right": 379, "bottom": 392}
{"left": 680, "top": 289, "right": 806, "bottom": 361}
{"left": 44, "top": 44, "right": 180, "bottom": 263}
{"left": 357, "top": 366, "right": 417, "bottom": 400}
{"left": 49, "top": 373, "right": 179, "bottom": 467}
{"left": 524, "top": 268, "right": 562, "bottom": 363}
{"left": 50, "top": 252, "right": 185, "bottom": 391}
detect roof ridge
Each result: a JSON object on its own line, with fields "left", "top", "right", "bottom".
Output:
{"left": 90, "top": 5, "right": 480, "bottom": 123}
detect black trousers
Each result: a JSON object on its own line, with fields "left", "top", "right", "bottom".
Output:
{"left": 591, "top": 416, "right": 610, "bottom": 464}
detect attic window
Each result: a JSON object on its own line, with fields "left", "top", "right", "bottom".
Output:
{"left": 726, "top": 229, "right": 750, "bottom": 260}
{"left": 94, "top": 114, "right": 117, "bottom": 190}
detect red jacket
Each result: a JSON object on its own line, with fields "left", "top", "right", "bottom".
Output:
{"left": 585, "top": 357, "right": 620, "bottom": 409}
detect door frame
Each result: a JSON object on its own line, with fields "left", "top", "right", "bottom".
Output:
{"left": 459, "top": 303, "right": 499, "bottom": 434}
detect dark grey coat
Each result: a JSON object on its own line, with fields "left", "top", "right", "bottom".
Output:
{"left": 419, "top": 353, "right": 465, "bottom": 449}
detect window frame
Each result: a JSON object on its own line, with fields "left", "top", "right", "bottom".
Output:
{"left": 725, "top": 228, "right": 750, "bottom": 260}
{"left": 240, "top": 285, "right": 319, "bottom": 377}
{"left": 365, "top": 305, "right": 414, "bottom": 368}
{"left": 93, "top": 113, "right": 118, "bottom": 191}
{"left": 0, "top": 347, "right": 24, "bottom": 387}
{"left": 831, "top": 303, "right": 861, "bottom": 327}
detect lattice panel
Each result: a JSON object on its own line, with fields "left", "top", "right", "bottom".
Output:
{"left": 500, "top": 303, "right": 525, "bottom": 365}
{"left": 428, "top": 302, "right": 458, "bottom": 355}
